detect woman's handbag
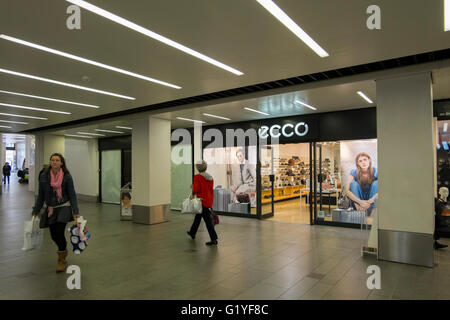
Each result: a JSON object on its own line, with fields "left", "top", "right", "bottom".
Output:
{"left": 210, "top": 209, "right": 219, "bottom": 225}
{"left": 338, "top": 193, "right": 351, "bottom": 210}
{"left": 181, "top": 193, "right": 203, "bottom": 214}
{"left": 69, "top": 216, "right": 91, "bottom": 255}
{"left": 38, "top": 206, "right": 49, "bottom": 229}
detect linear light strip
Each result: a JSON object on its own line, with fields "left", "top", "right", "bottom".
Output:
{"left": 0, "top": 125, "right": 12, "bottom": 128}
{"left": 116, "top": 126, "right": 132, "bottom": 130}
{"left": 66, "top": 0, "right": 243, "bottom": 76}
{"left": 0, "top": 102, "right": 71, "bottom": 115}
{"left": 176, "top": 117, "right": 206, "bottom": 124}
{"left": 65, "top": 134, "right": 93, "bottom": 139}
{"left": 256, "top": 0, "right": 329, "bottom": 58}
{"left": 0, "top": 68, "right": 135, "bottom": 100}
{"left": 0, "top": 35, "right": 181, "bottom": 89}
{"left": 202, "top": 113, "right": 231, "bottom": 121}
{"left": 95, "top": 129, "right": 124, "bottom": 133}
{"left": 244, "top": 107, "right": 270, "bottom": 116}
{"left": 357, "top": 91, "right": 373, "bottom": 104}
{"left": 0, "top": 112, "right": 47, "bottom": 120}
{"left": 77, "top": 132, "right": 106, "bottom": 136}
{"left": 0, "top": 119, "right": 28, "bottom": 124}
{"left": 446, "top": 0, "right": 450, "bottom": 31}
{"left": 0, "top": 89, "right": 100, "bottom": 108}
{"left": 295, "top": 100, "right": 317, "bottom": 110}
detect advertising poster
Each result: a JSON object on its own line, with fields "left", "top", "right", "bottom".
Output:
{"left": 340, "top": 139, "right": 378, "bottom": 220}
{"left": 204, "top": 146, "right": 257, "bottom": 214}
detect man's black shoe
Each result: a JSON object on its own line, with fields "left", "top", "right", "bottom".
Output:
{"left": 434, "top": 241, "right": 448, "bottom": 249}
{"left": 205, "top": 240, "right": 218, "bottom": 246}
{"left": 187, "top": 231, "right": 195, "bottom": 240}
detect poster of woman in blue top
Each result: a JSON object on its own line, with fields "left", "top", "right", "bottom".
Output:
{"left": 346, "top": 152, "right": 378, "bottom": 215}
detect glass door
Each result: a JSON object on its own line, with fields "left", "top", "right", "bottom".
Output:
{"left": 260, "top": 144, "right": 274, "bottom": 218}
{"left": 100, "top": 150, "right": 122, "bottom": 204}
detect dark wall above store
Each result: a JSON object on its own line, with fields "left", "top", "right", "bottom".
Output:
{"left": 98, "top": 135, "right": 131, "bottom": 151}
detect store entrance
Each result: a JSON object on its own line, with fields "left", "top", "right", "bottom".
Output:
{"left": 266, "top": 142, "right": 312, "bottom": 224}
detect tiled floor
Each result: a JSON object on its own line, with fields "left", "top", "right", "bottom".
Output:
{"left": 1, "top": 176, "right": 450, "bottom": 300}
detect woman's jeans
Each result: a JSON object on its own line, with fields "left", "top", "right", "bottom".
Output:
{"left": 189, "top": 207, "right": 218, "bottom": 241}
{"left": 3, "top": 175, "right": 9, "bottom": 184}
{"left": 349, "top": 180, "right": 378, "bottom": 213}
{"left": 49, "top": 222, "right": 67, "bottom": 251}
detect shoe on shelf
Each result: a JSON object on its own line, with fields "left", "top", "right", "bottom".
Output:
{"left": 434, "top": 241, "right": 448, "bottom": 249}
{"left": 186, "top": 231, "right": 195, "bottom": 240}
{"left": 205, "top": 240, "right": 218, "bottom": 246}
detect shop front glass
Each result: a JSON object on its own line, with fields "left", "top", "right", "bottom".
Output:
{"left": 313, "top": 139, "right": 378, "bottom": 228}
{"left": 204, "top": 146, "right": 258, "bottom": 216}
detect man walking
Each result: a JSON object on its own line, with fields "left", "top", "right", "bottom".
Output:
{"left": 3, "top": 162, "right": 11, "bottom": 184}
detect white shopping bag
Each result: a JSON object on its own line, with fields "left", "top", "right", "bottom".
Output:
{"left": 181, "top": 194, "right": 203, "bottom": 214}
{"left": 22, "top": 216, "right": 43, "bottom": 251}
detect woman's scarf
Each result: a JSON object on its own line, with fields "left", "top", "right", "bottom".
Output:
{"left": 48, "top": 168, "right": 64, "bottom": 217}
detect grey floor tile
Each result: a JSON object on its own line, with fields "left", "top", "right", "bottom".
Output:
{"left": 299, "top": 282, "right": 333, "bottom": 300}
{"left": 277, "top": 277, "right": 319, "bottom": 300}
{"left": 233, "top": 283, "right": 287, "bottom": 300}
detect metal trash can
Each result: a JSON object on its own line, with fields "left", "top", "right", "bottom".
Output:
{"left": 120, "top": 182, "right": 132, "bottom": 221}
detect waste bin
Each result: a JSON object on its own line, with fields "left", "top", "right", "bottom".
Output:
{"left": 120, "top": 182, "right": 132, "bottom": 221}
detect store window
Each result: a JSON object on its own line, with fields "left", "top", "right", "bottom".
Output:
{"left": 204, "top": 146, "right": 257, "bottom": 215}
{"left": 316, "top": 139, "right": 378, "bottom": 226}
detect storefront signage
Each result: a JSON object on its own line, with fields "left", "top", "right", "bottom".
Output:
{"left": 258, "top": 122, "right": 309, "bottom": 139}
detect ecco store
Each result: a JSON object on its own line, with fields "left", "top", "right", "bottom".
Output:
{"left": 199, "top": 107, "right": 378, "bottom": 228}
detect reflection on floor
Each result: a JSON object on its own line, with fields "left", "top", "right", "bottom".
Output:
{"left": 268, "top": 198, "right": 311, "bottom": 224}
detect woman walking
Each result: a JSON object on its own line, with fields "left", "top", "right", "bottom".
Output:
{"left": 187, "top": 160, "right": 218, "bottom": 246}
{"left": 32, "top": 153, "right": 80, "bottom": 272}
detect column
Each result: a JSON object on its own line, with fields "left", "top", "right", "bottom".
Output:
{"left": 193, "top": 122, "right": 202, "bottom": 173}
{"left": 132, "top": 116, "right": 171, "bottom": 224}
{"left": 376, "top": 72, "right": 434, "bottom": 267}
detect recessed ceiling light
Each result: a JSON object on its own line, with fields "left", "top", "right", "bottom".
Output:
{"left": 294, "top": 100, "right": 317, "bottom": 110}
{"left": 0, "top": 102, "right": 71, "bottom": 115}
{"left": 0, "top": 67, "right": 135, "bottom": 100}
{"left": 66, "top": 0, "right": 243, "bottom": 76}
{"left": 65, "top": 134, "right": 93, "bottom": 139}
{"left": 0, "top": 112, "right": 47, "bottom": 120}
{"left": 77, "top": 132, "right": 106, "bottom": 136}
{"left": 95, "top": 129, "right": 125, "bottom": 134}
{"left": 0, "top": 34, "right": 182, "bottom": 89}
{"left": 0, "top": 119, "right": 28, "bottom": 124}
{"left": 244, "top": 107, "right": 270, "bottom": 116}
{"left": 446, "top": 0, "right": 450, "bottom": 31}
{"left": 115, "top": 126, "right": 132, "bottom": 130}
{"left": 0, "top": 125, "right": 12, "bottom": 128}
{"left": 357, "top": 91, "right": 373, "bottom": 104}
{"left": 255, "top": 0, "right": 329, "bottom": 58}
{"left": 176, "top": 117, "right": 206, "bottom": 124}
{"left": 444, "top": 122, "right": 448, "bottom": 132}
{"left": 0, "top": 89, "right": 100, "bottom": 108}
{"left": 202, "top": 113, "right": 231, "bottom": 121}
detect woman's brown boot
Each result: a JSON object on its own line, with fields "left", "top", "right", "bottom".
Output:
{"left": 56, "top": 250, "right": 68, "bottom": 273}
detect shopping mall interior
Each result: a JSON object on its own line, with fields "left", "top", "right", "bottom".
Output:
{"left": 1, "top": 0, "right": 450, "bottom": 303}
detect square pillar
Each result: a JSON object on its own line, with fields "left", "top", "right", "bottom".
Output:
{"left": 376, "top": 72, "right": 434, "bottom": 267}
{"left": 132, "top": 116, "right": 171, "bottom": 224}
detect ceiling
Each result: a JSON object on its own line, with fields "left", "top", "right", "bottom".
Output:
{"left": 0, "top": 0, "right": 449, "bottom": 135}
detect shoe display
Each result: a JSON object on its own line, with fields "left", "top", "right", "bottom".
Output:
{"left": 187, "top": 231, "right": 195, "bottom": 240}
{"left": 205, "top": 240, "right": 218, "bottom": 246}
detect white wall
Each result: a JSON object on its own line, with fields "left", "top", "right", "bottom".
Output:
{"left": 64, "top": 138, "right": 99, "bottom": 197}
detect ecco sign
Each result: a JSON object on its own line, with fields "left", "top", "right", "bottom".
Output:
{"left": 258, "top": 122, "right": 309, "bottom": 139}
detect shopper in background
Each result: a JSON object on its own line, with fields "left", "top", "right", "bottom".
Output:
{"left": 187, "top": 160, "right": 219, "bottom": 246}
{"left": 32, "top": 153, "right": 80, "bottom": 272}
{"left": 346, "top": 152, "right": 378, "bottom": 215}
{"left": 2, "top": 162, "right": 11, "bottom": 184}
